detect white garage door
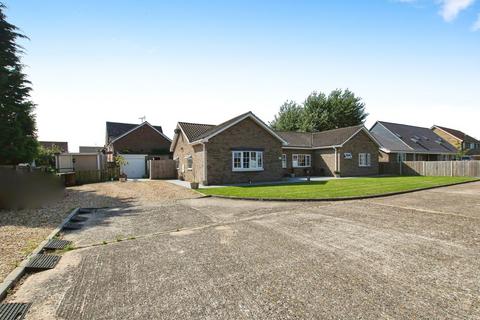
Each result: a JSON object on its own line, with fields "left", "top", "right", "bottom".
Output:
{"left": 120, "top": 154, "right": 147, "bottom": 179}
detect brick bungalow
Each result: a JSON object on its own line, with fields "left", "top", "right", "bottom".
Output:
{"left": 170, "top": 112, "right": 380, "bottom": 185}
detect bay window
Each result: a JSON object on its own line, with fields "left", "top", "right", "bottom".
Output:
{"left": 232, "top": 151, "right": 263, "bottom": 171}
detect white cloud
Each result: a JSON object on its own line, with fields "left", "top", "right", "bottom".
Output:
{"left": 472, "top": 13, "right": 480, "bottom": 30}
{"left": 439, "top": 0, "right": 476, "bottom": 22}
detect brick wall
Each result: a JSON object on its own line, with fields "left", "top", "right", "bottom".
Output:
{"left": 172, "top": 133, "right": 205, "bottom": 183}
{"left": 313, "top": 149, "right": 337, "bottom": 176}
{"left": 206, "top": 118, "right": 283, "bottom": 185}
{"left": 338, "top": 130, "right": 379, "bottom": 176}
{"left": 281, "top": 149, "right": 314, "bottom": 176}
{"left": 112, "top": 125, "right": 171, "bottom": 155}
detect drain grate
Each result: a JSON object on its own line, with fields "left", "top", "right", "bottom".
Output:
{"left": 78, "top": 208, "right": 95, "bottom": 214}
{"left": 0, "top": 303, "right": 31, "bottom": 320}
{"left": 43, "top": 239, "right": 72, "bottom": 250}
{"left": 70, "top": 215, "right": 88, "bottom": 222}
{"left": 62, "top": 222, "right": 83, "bottom": 230}
{"left": 25, "top": 254, "right": 61, "bottom": 271}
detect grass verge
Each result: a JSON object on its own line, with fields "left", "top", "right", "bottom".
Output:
{"left": 198, "top": 176, "right": 478, "bottom": 200}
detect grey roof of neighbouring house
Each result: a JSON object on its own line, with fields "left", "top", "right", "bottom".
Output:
{"left": 433, "top": 125, "right": 480, "bottom": 144}
{"left": 371, "top": 121, "right": 457, "bottom": 154}
{"left": 277, "top": 125, "right": 366, "bottom": 148}
{"left": 106, "top": 121, "right": 164, "bottom": 143}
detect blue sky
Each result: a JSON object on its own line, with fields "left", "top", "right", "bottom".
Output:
{"left": 4, "top": 0, "right": 480, "bottom": 150}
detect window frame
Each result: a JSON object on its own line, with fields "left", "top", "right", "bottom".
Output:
{"left": 231, "top": 151, "right": 264, "bottom": 172}
{"left": 185, "top": 155, "right": 193, "bottom": 171}
{"left": 359, "top": 153, "right": 371, "bottom": 167}
{"left": 281, "top": 154, "right": 287, "bottom": 169}
{"left": 292, "top": 154, "right": 311, "bottom": 168}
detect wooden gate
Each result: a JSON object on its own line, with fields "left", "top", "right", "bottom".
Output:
{"left": 149, "top": 160, "right": 176, "bottom": 179}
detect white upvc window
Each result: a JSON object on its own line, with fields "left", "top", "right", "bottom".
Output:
{"left": 282, "top": 154, "right": 287, "bottom": 168}
{"left": 186, "top": 155, "right": 193, "bottom": 170}
{"left": 232, "top": 151, "right": 263, "bottom": 171}
{"left": 174, "top": 157, "right": 179, "bottom": 170}
{"left": 359, "top": 153, "right": 371, "bottom": 167}
{"left": 292, "top": 154, "right": 311, "bottom": 168}
{"left": 396, "top": 153, "right": 406, "bottom": 163}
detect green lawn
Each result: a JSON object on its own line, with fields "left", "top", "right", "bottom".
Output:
{"left": 198, "top": 176, "right": 478, "bottom": 200}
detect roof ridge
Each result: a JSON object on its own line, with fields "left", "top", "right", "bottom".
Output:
{"left": 178, "top": 121, "right": 215, "bottom": 126}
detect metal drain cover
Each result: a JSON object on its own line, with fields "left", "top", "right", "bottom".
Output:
{"left": 44, "top": 239, "right": 72, "bottom": 250}
{"left": 0, "top": 303, "right": 31, "bottom": 320}
{"left": 70, "top": 215, "right": 88, "bottom": 222}
{"left": 78, "top": 208, "right": 95, "bottom": 214}
{"left": 62, "top": 222, "right": 83, "bottom": 230}
{"left": 25, "top": 254, "right": 61, "bottom": 271}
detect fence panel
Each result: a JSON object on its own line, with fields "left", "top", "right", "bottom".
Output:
{"left": 149, "top": 160, "right": 176, "bottom": 179}
{"left": 75, "top": 167, "right": 120, "bottom": 185}
{"left": 401, "top": 161, "right": 480, "bottom": 177}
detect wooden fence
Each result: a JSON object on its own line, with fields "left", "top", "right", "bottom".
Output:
{"left": 75, "top": 167, "right": 120, "bottom": 184}
{"left": 149, "top": 160, "right": 176, "bottom": 179}
{"left": 401, "top": 161, "right": 480, "bottom": 177}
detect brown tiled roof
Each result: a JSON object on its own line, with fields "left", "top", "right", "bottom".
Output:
{"left": 278, "top": 125, "right": 367, "bottom": 148}
{"left": 178, "top": 122, "right": 215, "bottom": 142}
{"left": 312, "top": 125, "right": 364, "bottom": 148}
{"left": 39, "top": 141, "right": 68, "bottom": 152}
{"left": 434, "top": 125, "right": 480, "bottom": 144}
{"left": 276, "top": 131, "right": 312, "bottom": 148}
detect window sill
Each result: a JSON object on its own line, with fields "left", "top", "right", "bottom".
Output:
{"left": 232, "top": 168, "right": 264, "bottom": 172}
{"left": 359, "top": 165, "right": 371, "bottom": 168}
{"left": 292, "top": 166, "right": 311, "bottom": 168}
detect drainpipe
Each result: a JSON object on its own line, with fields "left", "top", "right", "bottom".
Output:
{"left": 334, "top": 147, "right": 339, "bottom": 174}
{"left": 202, "top": 143, "right": 208, "bottom": 185}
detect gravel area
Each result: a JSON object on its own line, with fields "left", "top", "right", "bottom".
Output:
{"left": 0, "top": 180, "right": 199, "bottom": 282}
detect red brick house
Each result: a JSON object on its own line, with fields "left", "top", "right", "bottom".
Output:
{"left": 170, "top": 112, "right": 380, "bottom": 185}
{"left": 105, "top": 121, "right": 172, "bottom": 178}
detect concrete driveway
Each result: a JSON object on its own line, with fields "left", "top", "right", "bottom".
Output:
{"left": 7, "top": 181, "right": 480, "bottom": 319}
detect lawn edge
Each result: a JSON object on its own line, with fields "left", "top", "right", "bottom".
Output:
{"left": 199, "top": 178, "right": 480, "bottom": 202}
{"left": 0, "top": 207, "right": 79, "bottom": 302}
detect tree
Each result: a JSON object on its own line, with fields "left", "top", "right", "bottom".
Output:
{"left": 270, "top": 89, "right": 368, "bottom": 132}
{"left": 270, "top": 100, "right": 304, "bottom": 131}
{"left": 36, "top": 145, "right": 61, "bottom": 168}
{"left": 0, "top": 3, "right": 38, "bottom": 165}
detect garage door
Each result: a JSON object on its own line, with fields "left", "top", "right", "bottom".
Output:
{"left": 120, "top": 154, "right": 147, "bottom": 179}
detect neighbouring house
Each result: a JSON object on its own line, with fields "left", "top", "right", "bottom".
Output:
{"left": 79, "top": 146, "right": 103, "bottom": 153}
{"left": 170, "top": 111, "right": 380, "bottom": 185}
{"left": 105, "top": 121, "right": 172, "bottom": 178}
{"left": 39, "top": 141, "right": 68, "bottom": 152}
{"left": 370, "top": 121, "right": 458, "bottom": 174}
{"left": 431, "top": 125, "right": 480, "bottom": 160}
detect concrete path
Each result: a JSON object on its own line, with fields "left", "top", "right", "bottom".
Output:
{"left": 7, "top": 182, "right": 480, "bottom": 319}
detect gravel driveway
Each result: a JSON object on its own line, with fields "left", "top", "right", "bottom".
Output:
{"left": 6, "top": 181, "right": 480, "bottom": 319}
{"left": 0, "top": 180, "right": 199, "bottom": 282}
